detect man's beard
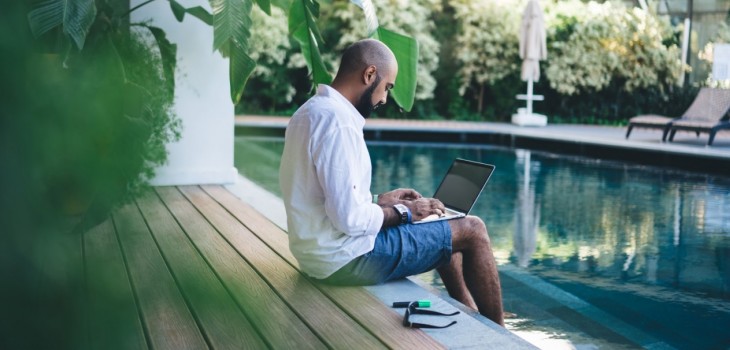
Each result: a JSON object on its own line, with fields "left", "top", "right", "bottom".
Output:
{"left": 355, "top": 74, "right": 383, "bottom": 119}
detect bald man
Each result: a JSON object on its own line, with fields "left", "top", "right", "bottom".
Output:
{"left": 279, "top": 39, "right": 504, "bottom": 325}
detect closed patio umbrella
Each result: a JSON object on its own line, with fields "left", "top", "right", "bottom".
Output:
{"left": 513, "top": 0, "right": 548, "bottom": 126}
{"left": 519, "top": 0, "right": 547, "bottom": 82}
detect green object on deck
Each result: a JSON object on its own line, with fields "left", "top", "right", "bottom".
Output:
{"left": 392, "top": 299, "right": 432, "bottom": 308}
{"left": 417, "top": 300, "right": 431, "bottom": 308}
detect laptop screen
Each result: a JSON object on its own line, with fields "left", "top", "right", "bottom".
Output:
{"left": 432, "top": 159, "right": 495, "bottom": 214}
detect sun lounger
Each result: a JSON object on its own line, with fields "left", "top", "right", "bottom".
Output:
{"left": 625, "top": 114, "right": 675, "bottom": 141}
{"left": 666, "top": 88, "right": 730, "bottom": 146}
{"left": 625, "top": 88, "right": 730, "bottom": 145}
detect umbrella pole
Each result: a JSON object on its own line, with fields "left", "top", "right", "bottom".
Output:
{"left": 526, "top": 78, "right": 534, "bottom": 116}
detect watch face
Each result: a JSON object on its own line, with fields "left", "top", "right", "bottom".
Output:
{"left": 394, "top": 204, "right": 408, "bottom": 224}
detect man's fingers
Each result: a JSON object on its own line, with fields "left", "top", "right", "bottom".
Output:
{"left": 401, "top": 188, "right": 422, "bottom": 199}
{"left": 428, "top": 198, "right": 445, "bottom": 211}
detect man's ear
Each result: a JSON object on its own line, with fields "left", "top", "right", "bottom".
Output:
{"left": 362, "top": 65, "right": 377, "bottom": 85}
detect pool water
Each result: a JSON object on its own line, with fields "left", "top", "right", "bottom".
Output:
{"left": 235, "top": 136, "right": 730, "bottom": 349}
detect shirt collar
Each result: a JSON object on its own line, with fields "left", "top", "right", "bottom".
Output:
{"left": 317, "top": 84, "right": 365, "bottom": 128}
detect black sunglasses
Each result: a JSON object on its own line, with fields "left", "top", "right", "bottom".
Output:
{"left": 396, "top": 301, "right": 460, "bottom": 329}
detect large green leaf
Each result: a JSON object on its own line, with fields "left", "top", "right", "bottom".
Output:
{"left": 169, "top": 0, "right": 213, "bottom": 25}
{"left": 169, "top": 0, "right": 187, "bottom": 22}
{"left": 271, "top": 0, "right": 293, "bottom": 12}
{"left": 27, "top": 0, "right": 97, "bottom": 49}
{"left": 210, "top": 0, "right": 252, "bottom": 52}
{"left": 209, "top": 0, "right": 256, "bottom": 103}
{"left": 139, "top": 25, "right": 178, "bottom": 95}
{"left": 373, "top": 27, "right": 418, "bottom": 112}
{"left": 229, "top": 41, "right": 257, "bottom": 103}
{"left": 186, "top": 6, "right": 214, "bottom": 25}
{"left": 349, "top": 0, "right": 378, "bottom": 36}
{"left": 288, "top": 0, "right": 332, "bottom": 85}
{"left": 254, "top": 0, "right": 272, "bottom": 15}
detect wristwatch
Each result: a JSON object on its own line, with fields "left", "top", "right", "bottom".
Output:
{"left": 393, "top": 204, "right": 411, "bottom": 225}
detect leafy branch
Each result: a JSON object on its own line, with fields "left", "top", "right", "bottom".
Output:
{"left": 28, "top": 0, "right": 97, "bottom": 49}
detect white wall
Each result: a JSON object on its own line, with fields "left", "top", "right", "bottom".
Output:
{"left": 131, "top": 0, "right": 238, "bottom": 186}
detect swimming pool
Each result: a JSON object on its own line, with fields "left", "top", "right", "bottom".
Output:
{"left": 235, "top": 136, "right": 730, "bottom": 349}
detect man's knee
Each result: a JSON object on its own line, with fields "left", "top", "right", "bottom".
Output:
{"left": 465, "top": 215, "right": 487, "bottom": 234}
{"left": 450, "top": 216, "right": 490, "bottom": 250}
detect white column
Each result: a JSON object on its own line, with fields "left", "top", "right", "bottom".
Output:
{"left": 132, "top": 0, "right": 238, "bottom": 186}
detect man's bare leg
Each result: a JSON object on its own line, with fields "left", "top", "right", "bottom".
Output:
{"left": 437, "top": 252, "right": 477, "bottom": 310}
{"left": 446, "top": 216, "right": 504, "bottom": 325}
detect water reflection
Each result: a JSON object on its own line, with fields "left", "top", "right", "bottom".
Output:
{"left": 513, "top": 150, "right": 539, "bottom": 268}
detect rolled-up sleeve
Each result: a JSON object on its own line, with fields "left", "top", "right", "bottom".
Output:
{"left": 313, "top": 126, "right": 383, "bottom": 237}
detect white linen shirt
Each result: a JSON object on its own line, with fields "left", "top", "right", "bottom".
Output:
{"left": 279, "top": 85, "right": 384, "bottom": 279}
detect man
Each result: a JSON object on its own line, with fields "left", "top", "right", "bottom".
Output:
{"left": 279, "top": 39, "right": 504, "bottom": 325}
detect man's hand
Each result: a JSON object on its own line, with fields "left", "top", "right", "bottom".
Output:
{"left": 379, "top": 194, "right": 446, "bottom": 229}
{"left": 405, "top": 197, "right": 446, "bottom": 222}
{"left": 377, "top": 188, "right": 422, "bottom": 207}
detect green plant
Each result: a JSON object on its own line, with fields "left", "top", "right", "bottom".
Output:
{"left": 28, "top": 0, "right": 420, "bottom": 108}
{"left": 545, "top": 2, "right": 684, "bottom": 97}
{"left": 538, "top": 1, "right": 690, "bottom": 123}
{"left": 23, "top": 0, "right": 180, "bottom": 229}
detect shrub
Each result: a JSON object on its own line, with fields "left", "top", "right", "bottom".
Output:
{"left": 26, "top": 24, "right": 180, "bottom": 227}
{"left": 545, "top": 2, "right": 684, "bottom": 97}
{"left": 450, "top": 0, "right": 521, "bottom": 95}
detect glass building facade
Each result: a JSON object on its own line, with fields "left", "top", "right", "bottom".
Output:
{"left": 656, "top": 0, "right": 730, "bottom": 83}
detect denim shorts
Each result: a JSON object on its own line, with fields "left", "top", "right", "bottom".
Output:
{"left": 321, "top": 220, "right": 453, "bottom": 286}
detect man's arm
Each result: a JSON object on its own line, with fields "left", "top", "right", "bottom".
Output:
{"left": 381, "top": 206, "right": 402, "bottom": 228}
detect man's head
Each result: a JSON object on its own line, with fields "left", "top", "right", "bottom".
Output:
{"left": 332, "top": 39, "right": 398, "bottom": 118}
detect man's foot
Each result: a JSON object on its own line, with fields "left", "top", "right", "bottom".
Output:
{"left": 504, "top": 311, "right": 518, "bottom": 319}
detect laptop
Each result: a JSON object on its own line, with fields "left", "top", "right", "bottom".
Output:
{"left": 413, "top": 158, "right": 495, "bottom": 224}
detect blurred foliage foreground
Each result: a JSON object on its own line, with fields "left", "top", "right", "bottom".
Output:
{"left": 1, "top": 2, "right": 179, "bottom": 348}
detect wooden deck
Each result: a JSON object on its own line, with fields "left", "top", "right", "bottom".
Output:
{"left": 82, "top": 185, "right": 444, "bottom": 349}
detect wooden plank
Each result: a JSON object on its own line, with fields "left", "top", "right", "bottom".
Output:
{"left": 179, "top": 185, "right": 387, "bottom": 349}
{"left": 84, "top": 217, "right": 148, "bottom": 350}
{"left": 201, "top": 186, "right": 296, "bottom": 265}
{"left": 154, "top": 187, "right": 325, "bottom": 349}
{"left": 136, "top": 190, "right": 268, "bottom": 350}
{"left": 112, "top": 202, "right": 207, "bottom": 350}
{"left": 202, "top": 185, "right": 446, "bottom": 349}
